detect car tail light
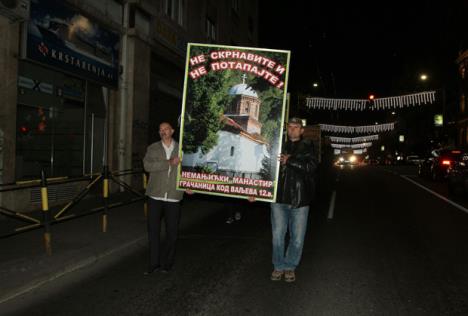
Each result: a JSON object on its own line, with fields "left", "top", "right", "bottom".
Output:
{"left": 442, "top": 160, "right": 451, "bottom": 166}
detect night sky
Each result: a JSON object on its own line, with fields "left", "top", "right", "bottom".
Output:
{"left": 259, "top": 1, "right": 468, "bottom": 102}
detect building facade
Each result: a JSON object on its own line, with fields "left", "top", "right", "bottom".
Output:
{"left": 456, "top": 50, "right": 468, "bottom": 150}
{"left": 0, "top": 0, "right": 258, "bottom": 210}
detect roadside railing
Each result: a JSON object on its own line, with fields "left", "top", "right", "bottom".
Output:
{"left": 0, "top": 165, "right": 148, "bottom": 255}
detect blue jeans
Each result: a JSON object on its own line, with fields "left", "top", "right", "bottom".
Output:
{"left": 271, "top": 203, "right": 309, "bottom": 271}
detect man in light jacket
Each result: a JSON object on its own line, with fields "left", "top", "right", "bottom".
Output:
{"left": 143, "top": 121, "right": 184, "bottom": 274}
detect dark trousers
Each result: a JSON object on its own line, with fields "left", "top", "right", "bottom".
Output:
{"left": 147, "top": 198, "right": 181, "bottom": 269}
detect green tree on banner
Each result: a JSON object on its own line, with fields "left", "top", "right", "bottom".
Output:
{"left": 183, "top": 69, "right": 237, "bottom": 154}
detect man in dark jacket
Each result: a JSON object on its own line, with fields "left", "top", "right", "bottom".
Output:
{"left": 270, "top": 117, "right": 317, "bottom": 282}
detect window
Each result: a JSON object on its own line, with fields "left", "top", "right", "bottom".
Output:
{"left": 230, "top": 146, "right": 235, "bottom": 156}
{"left": 206, "top": 17, "right": 216, "bottom": 41}
{"left": 0, "top": 128, "right": 3, "bottom": 180}
{"left": 177, "top": 0, "right": 185, "bottom": 26}
{"left": 135, "top": 9, "right": 150, "bottom": 36}
{"left": 164, "top": 0, "right": 173, "bottom": 18}
{"left": 461, "top": 94, "right": 466, "bottom": 114}
{"left": 232, "top": 0, "right": 240, "bottom": 13}
{"left": 466, "top": 127, "right": 468, "bottom": 145}
{"left": 15, "top": 62, "right": 108, "bottom": 180}
{"left": 164, "top": 0, "right": 185, "bottom": 26}
{"left": 248, "top": 16, "right": 254, "bottom": 34}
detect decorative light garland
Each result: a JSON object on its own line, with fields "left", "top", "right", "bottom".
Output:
{"left": 334, "top": 148, "right": 368, "bottom": 155}
{"left": 306, "top": 91, "right": 436, "bottom": 111}
{"left": 373, "top": 91, "right": 436, "bottom": 110}
{"left": 320, "top": 123, "right": 395, "bottom": 134}
{"left": 329, "top": 134, "right": 379, "bottom": 143}
{"left": 331, "top": 142, "right": 373, "bottom": 149}
{"left": 306, "top": 98, "right": 368, "bottom": 111}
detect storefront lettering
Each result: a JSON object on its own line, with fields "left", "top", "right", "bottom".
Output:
{"left": 44, "top": 46, "right": 114, "bottom": 81}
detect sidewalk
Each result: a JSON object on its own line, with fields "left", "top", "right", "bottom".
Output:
{"left": 0, "top": 193, "right": 224, "bottom": 304}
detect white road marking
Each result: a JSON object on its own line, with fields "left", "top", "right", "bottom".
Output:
{"left": 400, "top": 175, "right": 468, "bottom": 215}
{"left": 328, "top": 190, "right": 337, "bottom": 220}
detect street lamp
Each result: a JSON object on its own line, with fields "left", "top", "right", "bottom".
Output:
{"left": 313, "top": 82, "right": 319, "bottom": 88}
{"left": 420, "top": 74, "right": 428, "bottom": 81}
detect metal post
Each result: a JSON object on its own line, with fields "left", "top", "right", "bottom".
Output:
{"left": 50, "top": 117, "right": 55, "bottom": 177}
{"left": 102, "top": 165, "right": 109, "bottom": 232}
{"left": 102, "top": 87, "right": 109, "bottom": 168}
{"left": 442, "top": 86, "right": 447, "bottom": 145}
{"left": 40, "top": 169, "right": 52, "bottom": 255}
{"left": 143, "top": 172, "right": 148, "bottom": 217}
{"left": 90, "top": 113, "right": 95, "bottom": 174}
{"left": 82, "top": 81, "right": 88, "bottom": 175}
{"left": 118, "top": 3, "right": 130, "bottom": 177}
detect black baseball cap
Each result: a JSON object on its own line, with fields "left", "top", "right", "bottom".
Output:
{"left": 288, "top": 117, "right": 304, "bottom": 126}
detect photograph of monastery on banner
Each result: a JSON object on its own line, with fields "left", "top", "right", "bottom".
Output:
{"left": 177, "top": 43, "right": 290, "bottom": 202}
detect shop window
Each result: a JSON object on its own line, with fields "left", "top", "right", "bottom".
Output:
{"left": 83, "top": 83, "right": 107, "bottom": 175}
{"left": 16, "top": 102, "right": 84, "bottom": 179}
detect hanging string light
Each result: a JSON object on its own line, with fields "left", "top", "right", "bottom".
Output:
{"left": 329, "top": 134, "right": 379, "bottom": 143}
{"left": 372, "top": 91, "right": 436, "bottom": 110}
{"left": 306, "top": 98, "right": 368, "bottom": 111}
{"left": 306, "top": 91, "right": 436, "bottom": 111}
{"left": 320, "top": 123, "right": 395, "bottom": 134}
{"left": 331, "top": 142, "right": 373, "bottom": 149}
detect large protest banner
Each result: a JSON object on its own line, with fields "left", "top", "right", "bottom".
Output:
{"left": 177, "top": 43, "right": 290, "bottom": 202}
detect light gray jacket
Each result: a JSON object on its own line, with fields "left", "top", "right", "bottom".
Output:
{"left": 143, "top": 140, "right": 184, "bottom": 201}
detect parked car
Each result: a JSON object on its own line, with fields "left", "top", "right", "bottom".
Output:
{"left": 447, "top": 151, "right": 468, "bottom": 196}
{"left": 418, "top": 149, "right": 466, "bottom": 181}
{"left": 406, "top": 155, "right": 423, "bottom": 165}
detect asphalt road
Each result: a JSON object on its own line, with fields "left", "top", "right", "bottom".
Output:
{"left": 3, "top": 165, "right": 468, "bottom": 316}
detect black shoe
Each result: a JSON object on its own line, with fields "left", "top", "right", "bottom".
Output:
{"left": 144, "top": 265, "right": 161, "bottom": 275}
